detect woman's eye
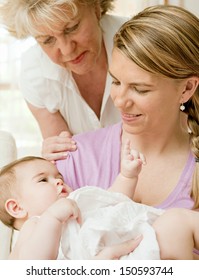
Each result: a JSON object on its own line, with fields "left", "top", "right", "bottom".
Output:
{"left": 134, "top": 88, "right": 149, "bottom": 94}
{"left": 42, "top": 37, "right": 56, "bottom": 46}
{"left": 64, "top": 23, "right": 79, "bottom": 35}
{"left": 111, "top": 80, "right": 120, "bottom": 86}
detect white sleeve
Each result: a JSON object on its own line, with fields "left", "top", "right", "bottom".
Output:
{"left": 20, "top": 45, "right": 46, "bottom": 108}
{"left": 19, "top": 45, "right": 61, "bottom": 113}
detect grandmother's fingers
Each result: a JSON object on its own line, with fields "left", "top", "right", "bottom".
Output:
{"left": 110, "top": 235, "right": 143, "bottom": 259}
{"left": 43, "top": 152, "right": 69, "bottom": 162}
{"left": 42, "top": 134, "right": 77, "bottom": 160}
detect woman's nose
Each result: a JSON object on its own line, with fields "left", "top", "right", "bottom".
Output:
{"left": 113, "top": 90, "right": 132, "bottom": 109}
{"left": 57, "top": 37, "right": 76, "bottom": 56}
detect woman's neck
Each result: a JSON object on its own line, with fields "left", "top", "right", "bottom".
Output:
{"left": 72, "top": 41, "right": 108, "bottom": 119}
{"left": 121, "top": 123, "right": 190, "bottom": 157}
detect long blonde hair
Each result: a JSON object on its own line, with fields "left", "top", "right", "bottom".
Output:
{"left": 114, "top": 5, "right": 199, "bottom": 208}
{"left": 0, "top": 0, "right": 114, "bottom": 38}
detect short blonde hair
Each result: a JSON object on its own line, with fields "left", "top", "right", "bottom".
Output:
{"left": 0, "top": 156, "right": 45, "bottom": 228}
{"left": 0, "top": 0, "right": 114, "bottom": 39}
{"left": 114, "top": 5, "right": 199, "bottom": 208}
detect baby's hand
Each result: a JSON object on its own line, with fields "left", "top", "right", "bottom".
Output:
{"left": 121, "top": 139, "right": 146, "bottom": 178}
{"left": 46, "top": 198, "right": 81, "bottom": 224}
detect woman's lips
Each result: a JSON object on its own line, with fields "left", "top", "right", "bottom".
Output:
{"left": 69, "top": 52, "right": 86, "bottom": 64}
{"left": 122, "top": 113, "right": 142, "bottom": 122}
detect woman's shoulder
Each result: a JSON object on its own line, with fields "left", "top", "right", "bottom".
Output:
{"left": 21, "top": 44, "right": 67, "bottom": 79}
{"left": 73, "top": 122, "right": 122, "bottom": 143}
{"left": 21, "top": 44, "right": 42, "bottom": 64}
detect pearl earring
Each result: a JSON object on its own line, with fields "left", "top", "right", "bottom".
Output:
{"left": 180, "top": 103, "right": 185, "bottom": 111}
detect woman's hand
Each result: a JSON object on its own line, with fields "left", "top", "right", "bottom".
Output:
{"left": 42, "top": 131, "right": 77, "bottom": 161}
{"left": 93, "top": 235, "right": 143, "bottom": 260}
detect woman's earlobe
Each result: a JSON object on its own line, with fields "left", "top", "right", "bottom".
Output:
{"left": 5, "top": 199, "right": 27, "bottom": 219}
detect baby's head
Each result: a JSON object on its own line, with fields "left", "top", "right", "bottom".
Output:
{"left": 0, "top": 156, "right": 71, "bottom": 230}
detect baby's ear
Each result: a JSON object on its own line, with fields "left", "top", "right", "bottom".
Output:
{"left": 5, "top": 199, "right": 27, "bottom": 219}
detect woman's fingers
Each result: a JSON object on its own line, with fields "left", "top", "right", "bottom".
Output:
{"left": 94, "top": 235, "right": 143, "bottom": 260}
{"left": 42, "top": 132, "right": 77, "bottom": 160}
{"left": 109, "top": 235, "right": 143, "bottom": 259}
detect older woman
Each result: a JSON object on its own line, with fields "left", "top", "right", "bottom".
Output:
{"left": 56, "top": 5, "right": 199, "bottom": 212}
{"left": 0, "top": 0, "right": 127, "bottom": 155}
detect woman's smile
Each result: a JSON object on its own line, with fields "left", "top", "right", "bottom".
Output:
{"left": 68, "top": 51, "right": 87, "bottom": 65}
{"left": 121, "top": 112, "right": 143, "bottom": 123}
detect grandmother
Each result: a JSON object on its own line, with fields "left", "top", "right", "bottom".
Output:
{"left": 0, "top": 0, "right": 127, "bottom": 157}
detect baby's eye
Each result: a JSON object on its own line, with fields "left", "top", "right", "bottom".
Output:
{"left": 38, "top": 178, "right": 48, "bottom": 183}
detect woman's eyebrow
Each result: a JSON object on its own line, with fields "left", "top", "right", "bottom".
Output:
{"left": 108, "top": 70, "right": 116, "bottom": 79}
{"left": 35, "top": 24, "right": 70, "bottom": 40}
{"left": 35, "top": 35, "right": 48, "bottom": 40}
{"left": 109, "top": 70, "right": 154, "bottom": 87}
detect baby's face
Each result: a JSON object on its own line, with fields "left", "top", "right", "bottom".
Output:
{"left": 16, "top": 159, "right": 72, "bottom": 217}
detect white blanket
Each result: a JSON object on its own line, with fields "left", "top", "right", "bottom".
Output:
{"left": 59, "top": 187, "right": 163, "bottom": 260}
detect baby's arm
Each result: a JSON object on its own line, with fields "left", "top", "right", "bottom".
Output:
{"left": 9, "top": 198, "right": 81, "bottom": 260}
{"left": 108, "top": 139, "right": 146, "bottom": 198}
{"left": 152, "top": 208, "right": 197, "bottom": 260}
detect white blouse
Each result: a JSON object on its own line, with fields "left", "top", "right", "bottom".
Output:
{"left": 20, "top": 15, "right": 127, "bottom": 134}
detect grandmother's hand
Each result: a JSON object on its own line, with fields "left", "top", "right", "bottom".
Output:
{"left": 42, "top": 131, "right": 77, "bottom": 161}
{"left": 93, "top": 235, "right": 143, "bottom": 260}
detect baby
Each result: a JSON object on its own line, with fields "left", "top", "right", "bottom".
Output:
{"left": 0, "top": 140, "right": 198, "bottom": 259}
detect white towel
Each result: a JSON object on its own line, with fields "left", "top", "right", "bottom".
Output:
{"left": 59, "top": 186, "right": 163, "bottom": 260}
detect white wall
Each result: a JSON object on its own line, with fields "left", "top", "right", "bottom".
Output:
{"left": 114, "top": 0, "right": 199, "bottom": 16}
{"left": 184, "top": 0, "right": 199, "bottom": 16}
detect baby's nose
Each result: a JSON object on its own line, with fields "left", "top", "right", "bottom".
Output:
{"left": 56, "top": 178, "right": 63, "bottom": 185}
